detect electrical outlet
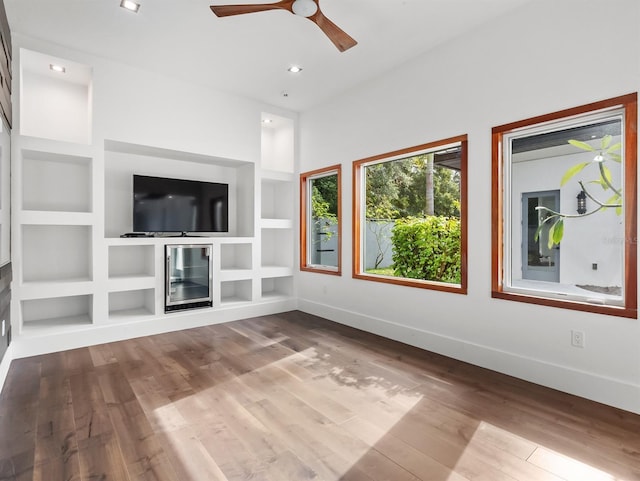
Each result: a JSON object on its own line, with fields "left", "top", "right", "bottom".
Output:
{"left": 571, "top": 330, "right": 585, "bottom": 348}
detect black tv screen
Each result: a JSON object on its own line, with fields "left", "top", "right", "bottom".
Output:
{"left": 133, "top": 175, "right": 229, "bottom": 233}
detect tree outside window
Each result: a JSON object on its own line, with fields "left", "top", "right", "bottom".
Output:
{"left": 353, "top": 135, "right": 468, "bottom": 294}
{"left": 300, "top": 165, "right": 341, "bottom": 275}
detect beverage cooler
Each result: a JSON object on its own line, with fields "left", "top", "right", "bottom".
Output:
{"left": 165, "top": 244, "right": 213, "bottom": 312}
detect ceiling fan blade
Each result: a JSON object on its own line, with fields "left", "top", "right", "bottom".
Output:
{"left": 309, "top": 8, "right": 357, "bottom": 52}
{"left": 210, "top": 0, "right": 294, "bottom": 17}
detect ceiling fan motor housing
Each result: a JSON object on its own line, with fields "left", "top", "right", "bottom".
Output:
{"left": 292, "top": 0, "right": 318, "bottom": 17}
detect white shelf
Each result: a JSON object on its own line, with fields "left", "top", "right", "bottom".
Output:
{"left": 107, "top": 307, "right": 155, "bottom": 322}
{"left": 20, "top": 315, "right": 93, "bottom": 336}
{"left": 217, "top": 237, "right": 254, "bottom": 244}
{"left": 21, "top": 294, "right": 93, "bottom": 333}
{"left": 16, "top": 135, "right": 94, "bottom": 157}
{"left": 220, "top": 279, "right": 253, "bottom": 304}
{"left": 260, "top": 291, "right": 293, "bottom": 303}
{"left": 107, "top": 276, "right": 156, "bottom": 292}
{"left": 261, "top": 266, "right": 293, "bottom": 278}
{"left": 220, "top": 297, "right": 253, "bottom": 307}
{"left": 19, "top": 280, "right": 94, "bottom": 300}
{"left": 108, "top": 289, "right": 155, "bottom": 320}
{"left": 261, "top": 218, "right": 293, "bottom": 229}
{"left": 261, "top": 277, "right": 293, "bottom": 300}
{"left": 104, "top": 236, "right": 254, "bottom": 245}
{"left": 104, "top": 139, "right": 253, "bottom": 168}
{"left": 20, "top": 211, "right": 94, "bottom": 225}
{"left": 219, "top": 269, "right": 254, "bottom": 282}
{"left": 261, "top": 170, "right": 294, "bottom": 182}
{"left": 105, "top": 237, "right": 160, "bottom": 245}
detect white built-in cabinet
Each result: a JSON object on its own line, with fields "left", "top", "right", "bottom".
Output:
{"left": 11, "top": 49, "right": 296, "bottom": 345}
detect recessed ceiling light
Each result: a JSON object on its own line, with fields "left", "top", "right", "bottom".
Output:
{"left": 49, "top": 64, "right": 66, "bottom": 73}
{"left": 288, "top": 66, "right": 303, "bottom": 74}
{"left": 120, "top": 0, "right": 140, "bottom": 12}
{"left": 262, "top": 118, "right": 273, "bottom": 124}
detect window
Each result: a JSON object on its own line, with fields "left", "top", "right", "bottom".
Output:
{"left": 300, "top": 165, "right": 341, "bottom": 275}
{"left": 352, "top": 135, "right": 467, "bottom": 293}
{"left": 492, "top": 93, "right": 637, "bottom": 317}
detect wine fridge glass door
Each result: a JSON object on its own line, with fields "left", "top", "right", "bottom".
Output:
{"left": 165, "top": 244, "right": 213, "bottom": 309}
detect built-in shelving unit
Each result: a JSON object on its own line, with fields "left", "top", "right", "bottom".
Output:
{"left": 260, "top": 173, "right": 294, "bottom": 299}
{"left": 13, "top": 112, "right": 97, "bottom": 332}
{"left": 259, "top": 112, "right": 295, "bottom": 302}
{"left": 10, "top": 48, "right": 297, "bottom": 351}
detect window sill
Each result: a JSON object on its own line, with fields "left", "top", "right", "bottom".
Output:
{"left": 491, "top": 289, "right": 637, "bottom": 318}
{"left": 300, "top": 265, "right": 341, "bottom": 276}
{"left": 354, "top": 272, "right": 466, "bottom": 295}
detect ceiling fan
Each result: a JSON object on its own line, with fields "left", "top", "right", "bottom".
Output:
{"left": 210, "top": 0, "right": 357, "bottom": 52}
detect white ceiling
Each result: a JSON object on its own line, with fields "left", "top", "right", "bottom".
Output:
{"left": 5, "top": 0, "right": 533, "bottom": 112}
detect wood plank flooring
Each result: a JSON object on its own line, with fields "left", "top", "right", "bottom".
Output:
{"left": 1, "top": 310, "right": 639, "bottom": 481}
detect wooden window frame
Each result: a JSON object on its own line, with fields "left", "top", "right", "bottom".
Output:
{"left": 300, "top": 164, "right": 342, "bottom": 276}
{"left": 491, "top": 93, "right": 638, "bottom": 318}
{"left": 352, "top": 135, "right": 468, "bottom": 294}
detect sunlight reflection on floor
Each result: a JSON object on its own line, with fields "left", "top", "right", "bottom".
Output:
{"left": 150, "top": 346, "right": 427, "bottom": 480}
{"left": 454, "top": 421, "right": 621, "bottom": 481}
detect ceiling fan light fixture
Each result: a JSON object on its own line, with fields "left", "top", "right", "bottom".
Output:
{"left": 291, "top": 0, "right": 318, "bottom": 18}
{"left": 120, "top": 0, "right": 140, "bottom": 13}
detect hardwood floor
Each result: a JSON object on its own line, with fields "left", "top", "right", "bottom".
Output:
{"left": 0, "top": 310, "right": 639, "bottom": 481}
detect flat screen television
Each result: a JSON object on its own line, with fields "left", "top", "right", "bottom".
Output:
{"left": 133, "top": 175, "right": 229, "bottom": 233}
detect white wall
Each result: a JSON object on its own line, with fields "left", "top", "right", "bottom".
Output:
{"left": 297, "top": 0, "right": 640, "bottom": 413}
{"left": 14, "top": 34, "right": 267, "bottom": 164}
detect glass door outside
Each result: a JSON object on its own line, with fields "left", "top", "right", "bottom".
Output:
{"left": 522, "top": 190, "right": 560, "bottom": 283}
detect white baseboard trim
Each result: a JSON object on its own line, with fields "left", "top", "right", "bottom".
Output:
{"left": 11, "top": 299, "right": 297, "bottom": 360}
{"left": 298, "top": 299, "right": 640, "bottom": 415}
